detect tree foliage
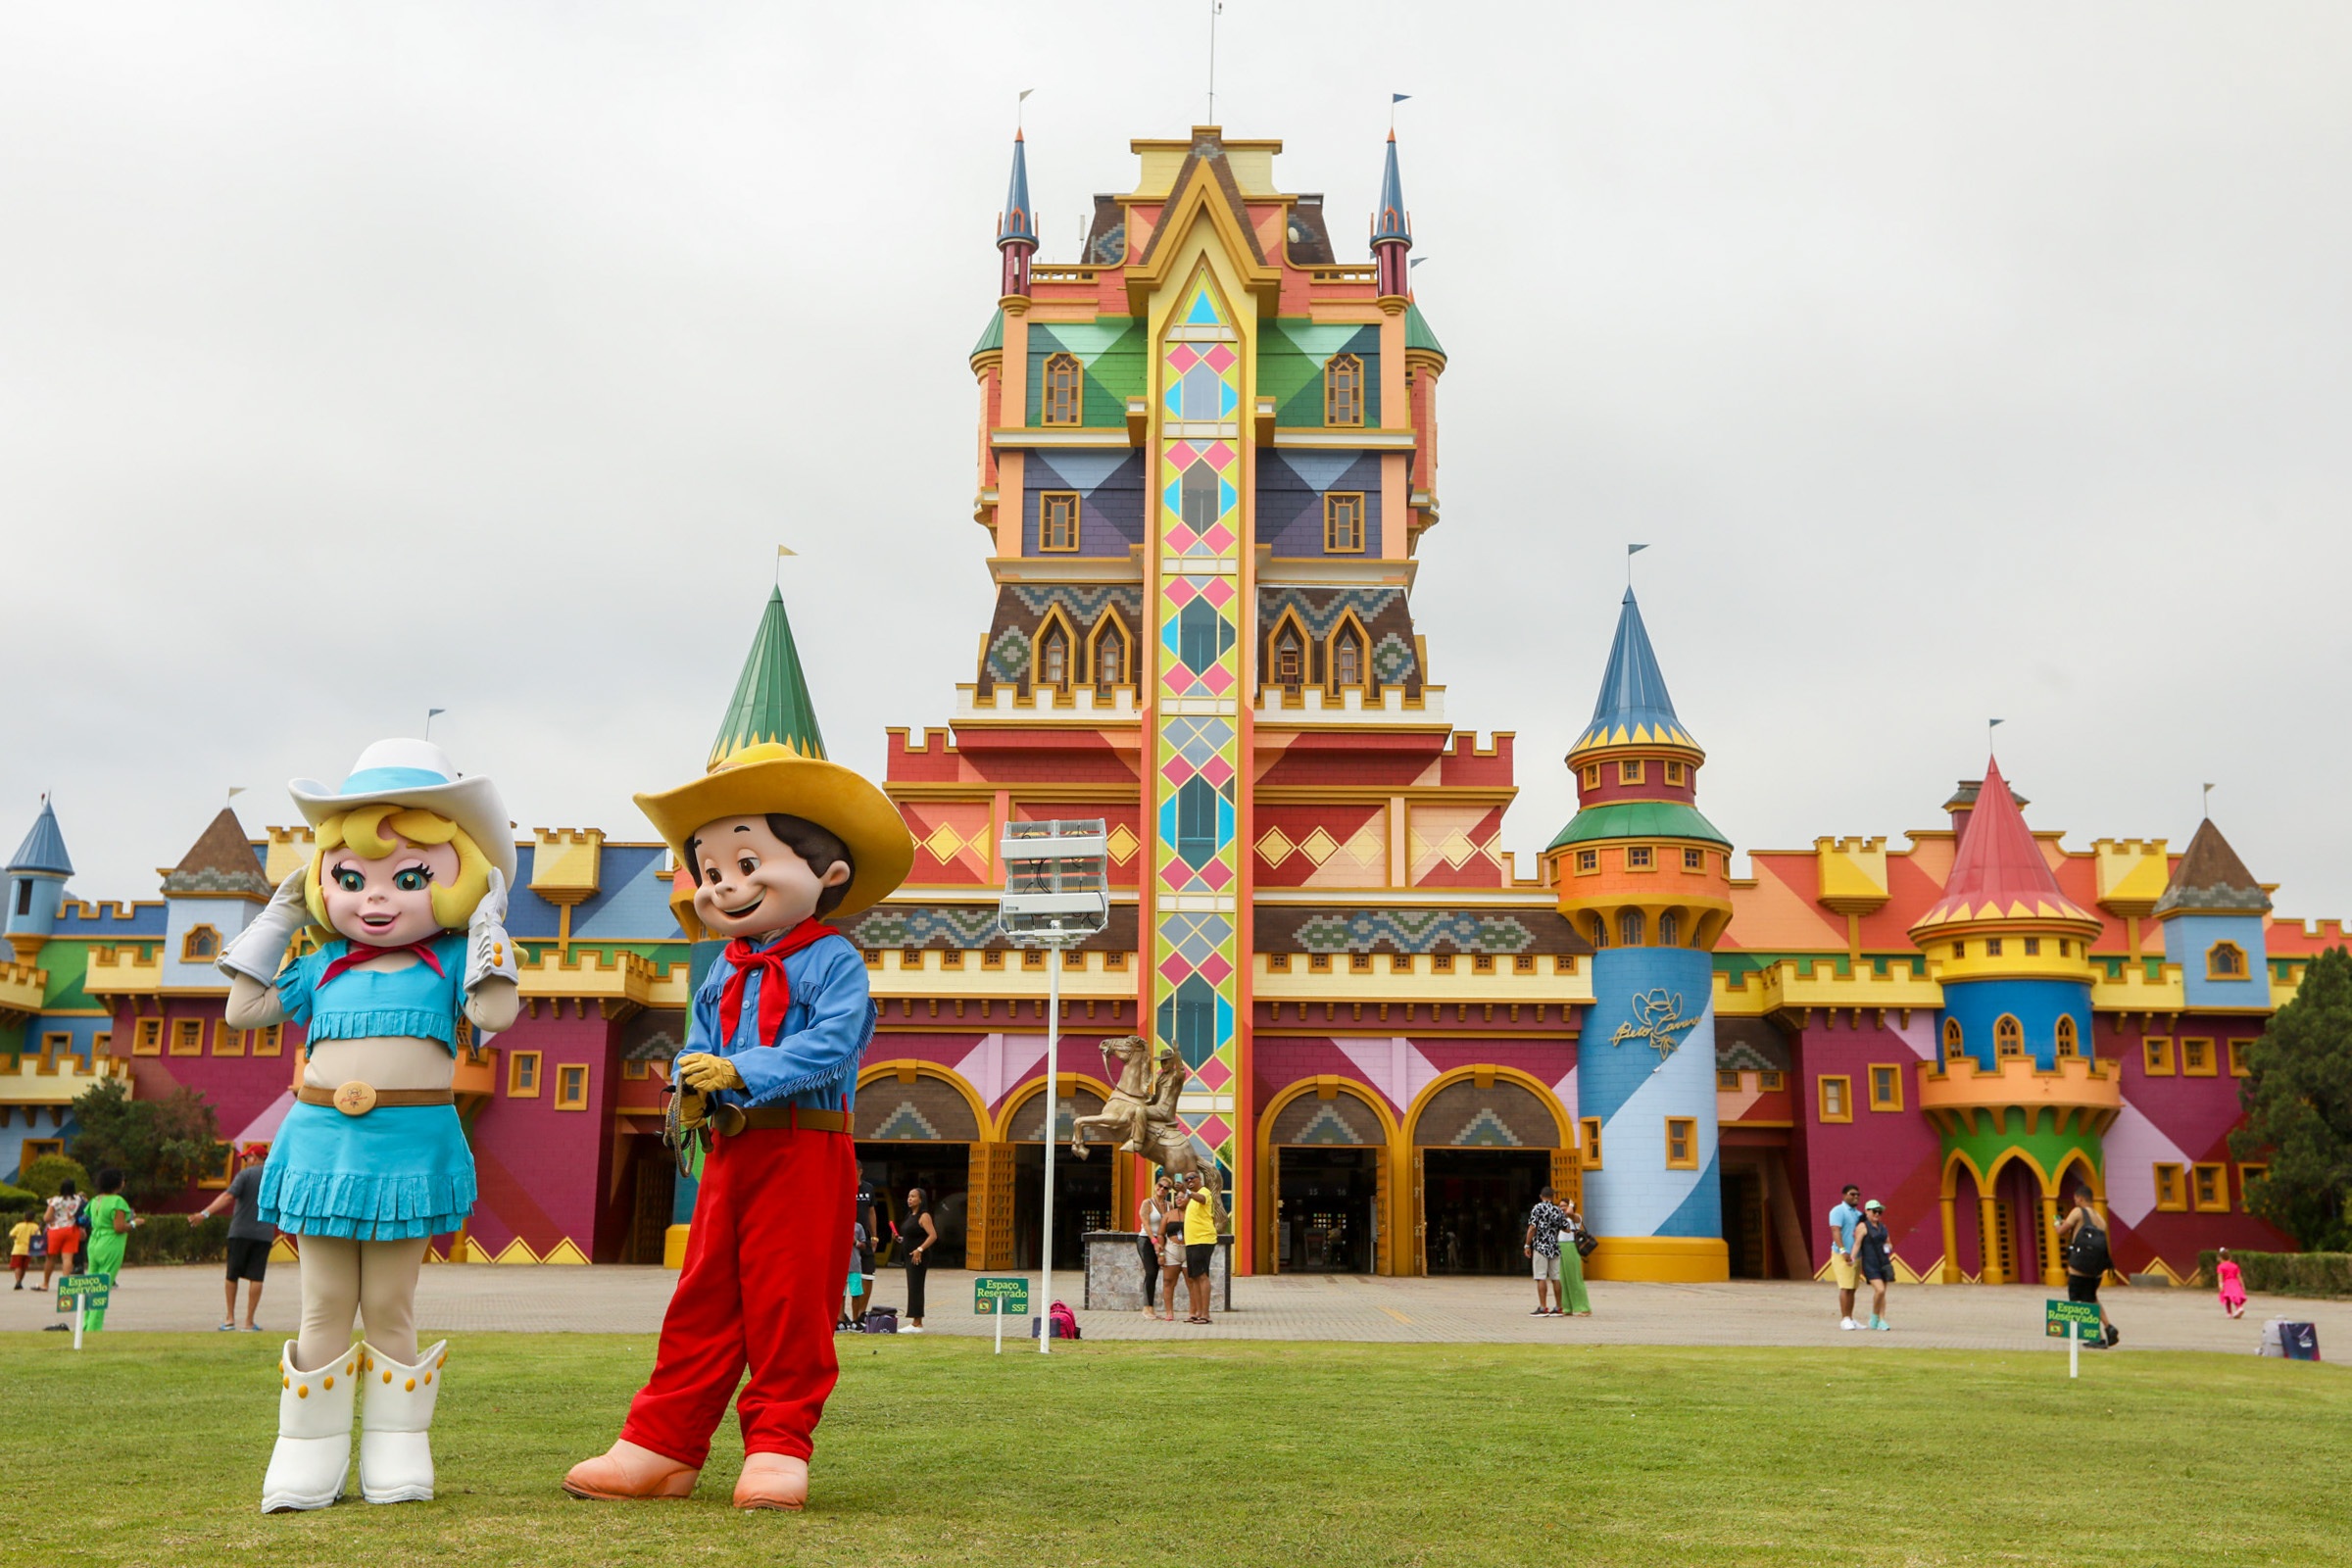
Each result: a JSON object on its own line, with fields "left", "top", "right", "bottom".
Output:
{"left": 19, "top": 1153, "right": 90, "bottom": 1202}
{"left": 2232, "top": 946, "right": 2352, "bottom": 1250}
{"left": 66, "top": 1079, "right": 221, "bottom": 1205}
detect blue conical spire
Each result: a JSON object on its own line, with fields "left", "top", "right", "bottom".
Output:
{"left": 997, "top": 130, "right": 1037, "bottom": 248}
{"left": 1372, "top": 130, "right": 1411, "bottom": 246}
{"left": 1570, "top": 590, "right": 1697, "bottom": 756}
{"left": 6, "top": 796, "right": 72, "bottom": 877}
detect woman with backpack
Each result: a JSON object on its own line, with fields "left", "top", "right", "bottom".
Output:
{"left": 2055, "top": 1190, "right": 2120, "bottom": 1348}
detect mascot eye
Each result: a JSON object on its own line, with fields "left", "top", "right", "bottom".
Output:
{"left": 737, "top": 857, "right": 759, "bottom": 877}
{"left": 393, "top": 867, "right": 432, "bottom": 893}
{"left": 332, "top": 868, "right": 366, "bottom": 893}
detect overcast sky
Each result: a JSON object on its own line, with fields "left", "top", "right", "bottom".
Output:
{"left": 5, "top": 4, "right": 2347, "bottom": 925}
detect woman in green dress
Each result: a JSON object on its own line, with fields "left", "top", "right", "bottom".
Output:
{"left": 1558, "top": 1198, "right": 1592, "bottom": 1317}
{"left": 82, "top": 1167, "right": 138, "bottom": 1331}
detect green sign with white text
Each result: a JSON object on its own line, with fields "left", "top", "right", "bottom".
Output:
{"left": 974, "top": 1276, "right": 1031, "bottom": 1315}
{"left": 56, "top": 1273, "right": 111, "bottom": 1313}
{"left": 2045, "top": 1299, "right": 2103, "bottom": 1338}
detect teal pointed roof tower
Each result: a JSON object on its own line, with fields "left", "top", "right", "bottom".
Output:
{"left": 997, "top": 129, "right": 1037, "bottom": 248}
{"left": 1373, "top": 129, "right": 1411, "bottom": 245}
{"left": 709, "top": 586, "right": 827, "bottom": 769}
{"left": 6, "top": 796, "right": 73, "bottom": 876}
{"left": 1570, "top": 589, "right": 1698, "bottom": 757}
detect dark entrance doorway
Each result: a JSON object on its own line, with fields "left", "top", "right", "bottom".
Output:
{"left": 1276, "top": 1149, "right": 1375, "bottom": 1273}
{"left": 1421, "top": 1149, "right": 1548, "bottom": 1275}
{"left": 1012, "top": 1143, "right": 1112, "bottom": 1269}
{"left": 1722, "top": 1166, "right": 1765, "bottom": 1279}
{"left": 623, "top": 1143, "right": 675, "bottom": 1265}
{"left": 856, "top": 1143, "right": 971, "bottom": 1269}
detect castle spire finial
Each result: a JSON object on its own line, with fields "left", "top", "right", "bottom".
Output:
{"left": 709, "top": 586, "right": 827, "bottom": 771}
{"left": 1372, "top": 128, "right": 1412, "bottom": 297}
{"left": 997, "top": 127, "right": 1038, "bottom": 298}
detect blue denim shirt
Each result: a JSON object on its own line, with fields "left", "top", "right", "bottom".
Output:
{"left": 690, "top": 931, "right": 875, "bottom": 1115}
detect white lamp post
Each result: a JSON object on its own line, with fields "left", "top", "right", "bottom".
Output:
{"left": 996, "top": 818, "right": 1109, "bottom": 1353}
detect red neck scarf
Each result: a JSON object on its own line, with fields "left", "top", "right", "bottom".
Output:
{"left": 717, "top": 919, "right": 838, "bottom": 1047}
{"left": 320, "top": 938, "right": 446, "bottom": 989}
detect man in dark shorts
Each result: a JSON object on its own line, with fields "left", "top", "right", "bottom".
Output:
{"left": 187, "top": 1144, "right": 273, "bottom": 1331}
{"left": 2053, "top": 1188, "right": 2120, "bottom": 1348}
{"left": 848, "top": 1167, "right": 881, "bottom": 1327}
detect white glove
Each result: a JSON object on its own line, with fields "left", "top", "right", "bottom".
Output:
{"left": 464, "top": 867, "right": 520, "bottom": 992}
{"left": 219, "top": 870, "right": 313, "bottom": 984}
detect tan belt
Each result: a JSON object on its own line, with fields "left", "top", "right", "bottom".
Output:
{"left": 299, "top": 1083, "right": 455, "bottom": 1116}
{"left": 725, "top": 1105, "right": 853, "bottom": 1135}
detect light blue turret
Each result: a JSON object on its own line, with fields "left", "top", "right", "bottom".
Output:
{"left": 5, "top": 797, "right": 73, "bottom": 960}
{"left": 2154, "top": 817, "right": 2272, "bottom": 1010}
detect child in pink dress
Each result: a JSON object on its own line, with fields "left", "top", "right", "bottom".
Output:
{"left": 2216, "top": 1248, "right": 2248, "bottom": 1319}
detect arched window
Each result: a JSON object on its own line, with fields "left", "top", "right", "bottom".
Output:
{"left": 1587, "top": 913, "right": 1608, "bottom": 950}
{"left": 1093, "top": 622, "right": 1129, "bottom": 688}
{"left": 1942, "top": 1018, "right": 1965, "bottom": 1059}
{"left": 2055, "top": 1015, "right": 2080, "bottom": 1057}
{"left": 1656, "top": 912, "right": 1681, "bottom": 949}
{"left": 2206, "top": 942, "right": 2247, "bottom": 980}
{"left": 1331, "top": 628, "right": 1364, "bottom": 689}
{"left": 1323, "top": 353, "right": 1364, "bottom": 426}
{"left": 1274, "top": 627, "right": 1303, "bottom": 686}
{"left": 181, "top": 925, "right": 220, "bottom": 962}
{"left": 1042, "top": 352, "right": 1083, "bottom": 425}
{"left": 1994, "top": 1014, "right": 2024, "bottom": 1058}
{"left": 1038, "top": 627, "right": 1068, "bottom": 688}
{"left": 1619, "top": 909, "right": 1644, "bottom": 949}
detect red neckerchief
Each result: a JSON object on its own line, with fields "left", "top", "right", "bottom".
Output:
{"left": 319, "top": 938, "right": 446, "bottom": 989}
{"left": 716, "top": 919, "right": 837, "bottom": 1047}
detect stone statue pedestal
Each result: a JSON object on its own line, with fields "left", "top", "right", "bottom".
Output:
{"left": 1082, "top": 1230, "right": 1232, "bottom": 1312}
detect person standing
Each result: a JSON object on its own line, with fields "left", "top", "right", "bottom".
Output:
{"left": 186, "top": 1144, "right": 274, "bottom": 1331}
{"left": 1523, "top": 1186, "right": 1570, "bottom": 1317}
{"left": 37, "top": 1179, "right": 81, "bottom": 1292}
{"left": 898, "top": 1186, "right": 938, "bottom": 1334}
{"left": 1853, "top": 1200, "right": 1894, "bottom": 1331}
{"left": 1136, "top": 1173, "right": 1173, "bottom": 1319}
{"left": 8, "top": 1209, "right": 36, "bottom": 1289}
{"left": 849, "top": 1168, "right": 880, "bottom": 1328}
{"left": 1181, "top": 1171, "right": 1221, "bottom": 1324}
{"left": 1558, "top": 1197, "right": 1592, "bottom": 1317}
{"left": 1827, "top": 1183, "right": 1863, "bottom": 1330}
{"left": 82, "top": 1168, "right": 138, "bottom": 1331}
{"left": 2215, "top": 1248, "right": 2247, "bottom": 1319}
{"left": 2054, "top": 1190, "right": 2120, "bottom": 1348}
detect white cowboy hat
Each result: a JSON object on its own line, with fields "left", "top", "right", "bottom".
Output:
{"left": 288, "top": 738, "right": 517, "bottom": 882}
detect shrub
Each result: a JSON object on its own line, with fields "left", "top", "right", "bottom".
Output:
{"left": 21, "top": 1153, "right": 91, "bottom": 1203}
{"left": 2199, "top": 1250, "right": 2352, "bottom": 1299}
{"left": 68, "top": 1079, "right": 221, "bottom": 1205}
{"left": 125, "top": 1211, "right": 229, "bottom": 1266}
{"left": 0, "top": 1182, "right": 38, "bottom": 1218}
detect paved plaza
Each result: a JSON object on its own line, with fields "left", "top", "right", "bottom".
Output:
{"left": 13, "top": 1262, "right": 2347, "bottom": 1355}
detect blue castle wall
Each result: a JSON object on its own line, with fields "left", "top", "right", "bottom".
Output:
{"left": 1577, "top": 946, "right": 1719, "bottom": 1240}
{"left": 1939, "top": 976, "right": 2093, "bottom": 1070}
{"left": 2164, "top": 912, "right": 2271, "bottom": 1011}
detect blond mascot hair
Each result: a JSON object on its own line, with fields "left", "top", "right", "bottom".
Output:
{"left": 305, "top": 803, "right": 493, "bottom": 933}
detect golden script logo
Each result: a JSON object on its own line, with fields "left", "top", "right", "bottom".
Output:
{"left": 1608, "top": 988, "right": 1700, "bottom": 1062}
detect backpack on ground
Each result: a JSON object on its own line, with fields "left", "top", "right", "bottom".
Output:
{"left": 862, "top": 1306, "right": 899, "bottom": 1334}
{"left": 1031, "top": 1300, "right": 1080, "bottom": 1340}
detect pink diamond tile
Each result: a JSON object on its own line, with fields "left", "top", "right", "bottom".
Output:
{"left": 1167, "top": 345, "right": 1200, "bottom": 372}
{"left": 1163, "top": 523, "right": 1198, "bottom": 553}
{"left": 1197, "top": 952, "right": 1233, "bottom": 985}
{"left": 1203, "top": 345, "right": 1237, "bottom": 372}
{"left": 1197, "top": 1056, "right": 1232, "bottom": 1091}
{"left": 1158, "top": 953, "right": 1194, "bottom": 986}
{"left": 1193, "top": 1113, "right": 1232, "bottom": 1149}
{"left": 1163, "top": 576, "right": 1198, "bottom": 607}
{"left": 1200, "top": 577, "right": 1236, "bottom": 608}
{"left": 1165, "top": 441, "right": 1198, "bottom": 468}
{"left": 1201, "top": 664, "right": 1234, "bottom": 695}
{"left": 1202, "top": 523, "right": 1236, "bottom": 553}
{"left": 1203, "top": 441, "right": 1234, "bottom": 466}
{"left": 1199, "top": 756, "right": 1234, "bottom": 788}
{"left": 1199, "top": 859, "right": 1233, "bottom": 892}
{"left": 1160, "top": 756, "right": 1195, "bottom": 787}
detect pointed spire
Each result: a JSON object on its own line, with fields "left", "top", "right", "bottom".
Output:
{"left": 1372, "top": 129, "right": 1411, "bottom": 246}
{"left": 1569, "top": 590, "right": 1697, "bottom": 757}
{"left": 997, "top": 129, "right": 1037, "bottom": 248}
{"left": 161, "top": 808, "right": 270, "bottom": 900}
{"left": 1912, "top": 758, "right": 2096, "bottom": 932}
{"left": 6, "top": 797, "right": 72, "bottom": 877}
{"left": 2153, "top": 818, "right": 2272, "bottom": 917}
{"left": 709, "top": 587, "right": 827, "bottom": 770}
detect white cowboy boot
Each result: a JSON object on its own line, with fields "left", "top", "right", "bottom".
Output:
{"left": 262, "top": 1341, "right": 357, "bottom": 1513}
{"left": 358, "top": 1340, "right": 448, "bottom": 1503}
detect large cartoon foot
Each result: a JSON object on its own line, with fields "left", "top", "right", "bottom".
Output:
{"left": 262, "top": 1342, "right": 357, "bottom": 1514}
{"left": 563, "top": 1440, "right": 700, "bottom": 1500}
{"left": 733, "top": 1452, "right": 808, "bottom": 1511}
{"left": 358, "top": 1340, "right": 447, "bottom": 1503}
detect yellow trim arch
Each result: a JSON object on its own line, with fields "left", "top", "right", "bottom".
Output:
{"left": 857, "top": 1059, "right": 991, "bottom": 1143}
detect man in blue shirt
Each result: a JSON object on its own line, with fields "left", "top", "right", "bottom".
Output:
{"left": 1828, "top": 1183, "right": 1863, "bottom": 1331}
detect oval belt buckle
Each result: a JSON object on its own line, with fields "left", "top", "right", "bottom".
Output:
{"left": 332, "top": 1081, "right": 377, "bottom": 1117}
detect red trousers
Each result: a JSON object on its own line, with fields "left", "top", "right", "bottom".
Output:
{"left": 620, "top": 1123, "right": 853, "bottom": 1467}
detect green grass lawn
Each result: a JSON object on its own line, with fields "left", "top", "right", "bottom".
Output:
{"left": 0, "top": 1334, "right": 2343, "bottom": 1567}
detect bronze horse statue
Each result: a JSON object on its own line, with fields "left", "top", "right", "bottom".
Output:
{"left": 1067, "top": 1035, "right": 1218, "bottom": 1189}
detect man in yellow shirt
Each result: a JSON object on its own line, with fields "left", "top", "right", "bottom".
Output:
{"left": 1180, "top": 1172, "right": 1223, "bottom": 1324}
{"left": 8, "top": 1214, "right": 38, "bottom": 1289}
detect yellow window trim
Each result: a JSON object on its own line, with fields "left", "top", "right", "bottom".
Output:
{"left": 2152, "top": 1162, "right": 2186, "bottom": 1212}
{"left": 1323, "top": 491, "right": 1367, "bottom": 554}
{"left": 2181, "top": 1037, "right": 2217, "bottom": 1077}
{"left": 1817, "top": 1075, "right": 1853, "bottom": 1123}
{"left": 2190, "top": 1161, "right": 2230, "bottom": 1213}
{"left": 2236, "top": 1163, "right": 2268, "bottom": 1211}
{"left": 2205, "top": 941, "right": 2248, "bottom": 981}
{"left": 1665, "top": 1116, "right": 1698, "bottom": 1170}
{"left": 2143, "top": 1036, "right": 2175, "bottom": 1075}
{"left": 1038, "top": 490, "right": 1081, "bottom": 553}
{"left": 2227, "top": 1039, "right": 2252, "bottom": 1078}
{"left": 1579, "top": 1117, "right": 1603, "bottom": 1169}
{"left": 132, "top": 1019, "right": 164, "bottom": 1056}
{"left": 508, "top": 1050, "right": 542, "bottom": 1099}
{"left": 213, "top": 1018, "right": 244, "bottom": 1056}
{"left": 554, "top": 1063, "right": 590, "bottom": 1111}
{"left": 1866, "top": 1063, "right": 1903, "bottom": 1112}
{"left": 171, "top": 1019, "right": 205, "bottom": 1056}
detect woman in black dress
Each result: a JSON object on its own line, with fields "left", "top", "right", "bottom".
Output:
{"left": 1855, "top": 1199, "right": 1895, "bottom": 1331}
{"left": 898, "top": 1187, "right": 939, "bottom": 1333}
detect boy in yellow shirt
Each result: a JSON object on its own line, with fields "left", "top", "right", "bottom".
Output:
{"left": 8, "top": 1214, "right": 38, "bottom": 1290}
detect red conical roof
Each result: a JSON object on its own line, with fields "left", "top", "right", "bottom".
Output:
{"left": 1911, "top": 758, "right": 2097, "bottom": 934}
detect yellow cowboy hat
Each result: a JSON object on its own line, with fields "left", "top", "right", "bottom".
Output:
{"left": 635, "top": 740, "right": 912, "bottom": 922}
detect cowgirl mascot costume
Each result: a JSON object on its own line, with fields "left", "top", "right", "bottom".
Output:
{"left": 218, "top": 738, "right": 519, "bottom": 1513}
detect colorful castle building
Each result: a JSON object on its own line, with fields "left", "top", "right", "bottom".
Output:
{"left": 4, "top": 122, "right": 2341, "bottom": 1288}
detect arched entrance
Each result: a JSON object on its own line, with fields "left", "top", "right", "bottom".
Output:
{"left": 1258, "top": 1078, "right": 1396, "bottom": 1275}
{"left": 997, "top": 1075, "right": 1117, "bottom": 1270}
{"left": 1405, "top": 1069, "right": 1576, "bottom": 1277}
{"left": 856, "top": 1062, "right": 986, "bottom": 1270}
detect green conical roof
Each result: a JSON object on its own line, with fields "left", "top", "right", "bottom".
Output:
{"left": 1404, "top": 303, "right": 1446, "bottom": 359}
{"left": 971, "top": 309, "right": 1005, "bottom": 360}
{"left": 710, "top": 587, "right": 828, "bottom": 768}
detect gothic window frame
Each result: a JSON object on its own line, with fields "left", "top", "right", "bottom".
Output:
{"left": 1042, "top": 351, "right": 1084, "bottom": 426}
{"left": 1323, "top": 352, "right": 1364, "bottom": 427}
{"left": 1323, "top": 491, "right": 1367, "bottom": 554}
{"left": 1038, "top": 490, "right": 1081, "bottom": 553}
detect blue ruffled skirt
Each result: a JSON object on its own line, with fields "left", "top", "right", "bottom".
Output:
{"left": 259, "top": 1102, "right": 476, "bottom": 1240}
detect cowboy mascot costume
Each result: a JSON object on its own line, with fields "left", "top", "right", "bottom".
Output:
{"left": 215, "top": 737, "right": 519, "bottom": 1513}
{"left": 565, "top": 586, "right": 912, "bottom": 1511}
